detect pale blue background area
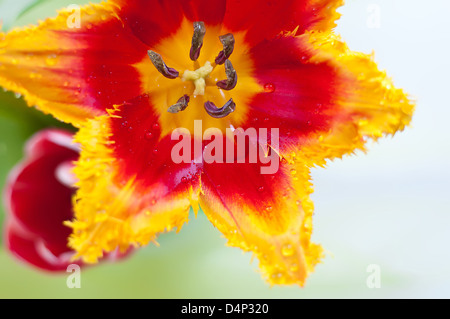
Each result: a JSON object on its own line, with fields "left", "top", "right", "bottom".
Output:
{"left": 0, "top": 0, "right": 449, "bottom": 298}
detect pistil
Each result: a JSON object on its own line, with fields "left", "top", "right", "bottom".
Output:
{"left": 181, "top": 61, "right": 213, "bottom": 96}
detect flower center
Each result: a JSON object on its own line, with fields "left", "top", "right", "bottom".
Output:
{"left": 181, "top": 61, "right": 213, "bottom": 96}
{"left": 147, "top": 21, "right": 238, "bottom": 119}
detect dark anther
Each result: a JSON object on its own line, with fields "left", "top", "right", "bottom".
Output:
{"left": 204, "top": 99, "right": 236, "bottom": 118}
{"left": 168, "top": 95, "right": 190, "bottom": 113}
{"left": 190, "top": 21, "right": 206, "bottom": 61}
{"left": 215, "top": 33, "right": 235, "bottom": 65}
{"left": 216, "top": 60, "right": 237, "bottom": 90}
{"left": 147, "top": 50, "right": 179, "bottom": 79}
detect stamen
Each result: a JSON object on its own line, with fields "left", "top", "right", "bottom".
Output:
{"left": 215, "top": 33, "right": 235, "bottom": 65}
{"left": 168, "top": 95, "right": 190, "bottom": 113}
{"left": 204, "top": 99, "right": 236, "bottom": 118}
{"left": 216, "top": 60, "right": 237, "bottom": 90}
{"left": 147, "top": 50, "right": 179, "bottom": 79}
{"left": 190, "top": 21, "right": 206, "bottom": 61}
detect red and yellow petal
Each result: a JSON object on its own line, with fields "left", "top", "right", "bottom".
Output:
{"left": 67, "top": 96, "right": 201, "bottom": 263}
{"left": 200, "top": 160, "right": 321, "bottom": 286}
{"left": 0, "top": 2, "right": 147, "bottom": 126}
{"left": 294, "top": 31, "right": 414, "bottom": 166}
{"left": 238, "top": 32, "right": 414, "bottom": 167}
{"left": 223, "top": 0, "right": 344, "bottom": 45}
{"left": 242, "top": 35, "right": 341, "bottom": 146}
{"left": 114, "top": 0, "right": 227, "bottom": 47}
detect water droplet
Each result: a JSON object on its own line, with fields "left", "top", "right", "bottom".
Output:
{"left": 144, "top": 131, "right": 153, "bottom": 140}
{"left": 271, "top": 272, "right": 283, "bottom": 280}
{"left": 152, "top": 149, "right": 158, "bottom": 155}
{"left": 152, "top": 123, "right": 160, "bottom": 130}
{"left": 45, "top": 54, "right": 57, "bottom": 66}
{"left": 264, "top": 83, "right": 275, "bottom": 93}
{"left": 281, "top": 244, "right": 294, "bottom": 257}
{"left": 181, "top": 177, "right": 188, "bottom": 183}
{"left": 14, "top": 92, "right": 21, "bottom": 98}
{"left": 258, "top": 186, "right": 265, "bottom": 193}
{"left": 265, "top": 206, "right": 273, "bottom": 212}
{"left": 296, "top": 200, "right": 301, "bottom": 206}
{"left": 290, "top": 264, "right": 299, "bottom": 272}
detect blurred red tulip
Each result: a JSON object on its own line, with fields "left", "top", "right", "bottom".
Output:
{"left": 3, "top": 129, "right": 130, "bottom": 271}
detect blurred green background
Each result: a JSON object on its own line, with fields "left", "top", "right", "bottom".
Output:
{"left": 0, "top": 0, "right": 449, "bottom": 298}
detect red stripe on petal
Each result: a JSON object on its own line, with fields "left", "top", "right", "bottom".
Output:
{"left": 182, "top": 0, "right": 227, "bottom": 25}
{"left": 115, "top": 0, "right": 185, "bottom": 47}
{"left": 110, "top": 95, "right": 202, "bottom": 190}
{"left": 0, "top": 3, "right": 147, "bottom": 125}
{"left": 200, "top": 159, "right": 322, "bottom": 285}
{"left": 223, "top": 0, "right": 343, "bottom": 45}
{"left": 243, "top": 36, "right": 343, "bottom": 150}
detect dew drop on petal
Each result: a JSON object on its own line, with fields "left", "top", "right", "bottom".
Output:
{"left": 290, "top": 264, "right": 299, "bottom": 272}
{"left": 281, "top": 244, "right": 294, "bottom": 257}
{"left": 45, "top": 54, "right": 57, "bottom": 66}
{"left": 271, "top": 272, "right": 283, "bottom": 280}
{"left": 144, "top": 131, "right": 153, "bottom": 140}
{"left": 152, "top": 123, "right": 160, "bottom": 131}
{"left": 181, "top": 177, "right": 188, "bottom": 183}
{"left": 258, "top": 186, "right": 265, "bottom": 193}
{"left": 264, "top": 83, "right": 275, "bottom": 93}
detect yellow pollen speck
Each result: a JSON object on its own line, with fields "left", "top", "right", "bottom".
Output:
{"left": 181, "top": 61, "right": 213, "bottom": 96}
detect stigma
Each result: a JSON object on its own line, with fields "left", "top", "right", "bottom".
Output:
{"left": 181, "top": 61, "right": 214, "bottom": 96}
